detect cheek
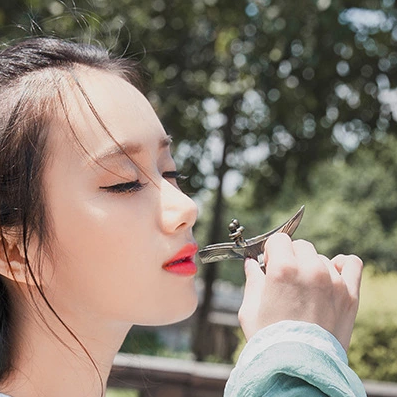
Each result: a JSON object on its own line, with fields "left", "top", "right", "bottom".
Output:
{"left": 43, "top": 194, "right": 198, "bottom": 325}
{"left": 42, "top": 194, "right": 148, "bottom": 306}
{"left": 51, "top": 188, "right": 152, "bottom": 257}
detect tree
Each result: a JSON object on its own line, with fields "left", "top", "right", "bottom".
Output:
{"left": 226, "top": 134, "right": 397, "bottom": 274}
{"left": 2, "top": 0, "right": 397, "bottom": 360}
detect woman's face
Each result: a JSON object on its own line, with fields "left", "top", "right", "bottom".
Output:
{"left": 39, "top": 68, "right": 199, "bottom": 327}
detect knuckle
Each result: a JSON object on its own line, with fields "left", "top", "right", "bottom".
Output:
{"left": 267, "top": 232, "right": 291, "bottom": 246}
{"left": 275, "top": 232, "right": 291, "bottom": 240}
{"left": 318, "top": 254, "right": 331, "bottom": 264}
{"left": 334, "top": 253, "right": 364, "bottom": 269}
{"left": 269, "top": 260, "right": 298, "bottom": 280}
{"left": 293, "top": 239, "right": 315, "bottom": 250}
{"left": 300, "top": 266, "right": 330, "bottom": 286}
{"left": 349, "top": 254, "right": 364, "bottom": 268}
{"left": 311, "top": 268, "right": 330, "bottom": 284}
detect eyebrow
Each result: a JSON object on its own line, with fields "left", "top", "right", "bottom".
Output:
{"left": 91, "top": 135, "right": 173, "bottom": 164}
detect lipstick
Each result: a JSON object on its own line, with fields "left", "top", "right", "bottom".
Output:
{"left": 163, "top": 243, "right": 198, "bottom": 276}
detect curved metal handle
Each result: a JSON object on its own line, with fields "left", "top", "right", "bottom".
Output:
{"left": 198, "top": 205, "right": 305, "bottom": 265}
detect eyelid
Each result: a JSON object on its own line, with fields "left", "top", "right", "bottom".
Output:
{"left": 99, "top": 180, "right": 148, "bottom": 194}
{"left": 99, "top": 170, "right": 187, "bottom": 194}
{"left": 162, "top": 171, "right": 188, "bottom": 181}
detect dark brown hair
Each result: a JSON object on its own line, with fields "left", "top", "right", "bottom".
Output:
{"left": 0, "top": 36, "right": 143, "bottom": 385}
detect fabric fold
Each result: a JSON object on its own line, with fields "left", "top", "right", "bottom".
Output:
{"left": 224, "top": 320, "right": 366, "bottom": 397}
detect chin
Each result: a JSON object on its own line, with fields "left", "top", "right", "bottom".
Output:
{"left": 141, "top": 293, "right": 199, "bottom": 327}
{"left": 172, "top": 296, "right": 199, "bottom": 324}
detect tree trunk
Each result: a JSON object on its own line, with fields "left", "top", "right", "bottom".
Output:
{"left": 192, "top": 104, "right": 235, "bottom": 361}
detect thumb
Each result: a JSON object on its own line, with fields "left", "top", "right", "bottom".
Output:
{"left": 239, "top": 258, "right": 265, "bottom": 339}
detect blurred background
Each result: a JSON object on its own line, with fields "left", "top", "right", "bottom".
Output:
{"left": 2, "top": 0, "right": 397, "bottom": 394}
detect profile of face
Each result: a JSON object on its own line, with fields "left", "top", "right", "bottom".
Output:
{"left": 35, "top": 68, "right": 199, "bottom": 328}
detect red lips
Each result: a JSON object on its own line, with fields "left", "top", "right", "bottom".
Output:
{"left": 163, "top": 243, "right": 198, "bottom": 276}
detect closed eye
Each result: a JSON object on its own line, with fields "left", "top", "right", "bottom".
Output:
{"left": 99, "top": 180, "right": 148, "bottom": 194}
{"left": 99, "top": 171, "right": 187, "bottom": 193}
{"left": 162, "top": 171, "right": 188, "bottom": 186}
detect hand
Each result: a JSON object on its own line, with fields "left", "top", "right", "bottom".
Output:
{"left": 238, "top": 233, "right": 363, "bottom": 351}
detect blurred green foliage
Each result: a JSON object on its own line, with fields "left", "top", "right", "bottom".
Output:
{"left": 2, "top": 0, "right": 397, "bottom": 280}
{"left": 350, "top": 266, "right": 397, "bottom": 380}
{"left": 119, "top": 327, "right": 194, "bottom": 360}
{"left": 2, "top": 0, "right": 397, "bottom": 379}
{"left": 120, "top": 329, "right": 164, "bottom": 356}
{"left": 0, "top": 0, "right": 396, "bottom": 202}
{"left": 106, "top": 389, "right": 138, "bottom": 397}
{"left": 205, "top": 133, "right": 397, "bottom": 281}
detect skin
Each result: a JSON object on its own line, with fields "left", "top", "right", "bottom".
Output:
{"left": 0, "top": 67, "right": 363, "bottom": 396}
{"left": 1, "top": 68, "right": 199, "bottom": 397}
{"left": 239, "top": 233, "right": 363, "bottom": 351}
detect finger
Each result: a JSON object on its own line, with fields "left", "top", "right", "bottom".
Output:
{"left": 241, "top": 257, "right": 265, "bottom": 307}
{"left": 264, "top": 233, "right": 296, "bottom": 273}
{"left": 239, "top": 258, "right": 265, "bottom": 339}
{"left": 292, "top": 239, "right": 324, "bottom": 272}
{"left": 331, "top": 254, "right": 363, "bottom": 297}
{"left": 319, "top": 254, "right": 341, "bottom": 280}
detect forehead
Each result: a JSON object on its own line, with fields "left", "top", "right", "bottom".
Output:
{"left": 48, "top": 68, "right": 167, "bottom": 161}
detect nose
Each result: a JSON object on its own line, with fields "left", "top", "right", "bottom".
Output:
{"left": 160, "top": 179, "right": 198, "bottom": 234}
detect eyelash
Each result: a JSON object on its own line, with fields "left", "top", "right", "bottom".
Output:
{"left": 100, "top": 171, "right": 188, "bottom": 194}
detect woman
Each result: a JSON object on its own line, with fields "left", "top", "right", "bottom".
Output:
{"left": 0, "top": 37, "right": 364, "bottom": 397}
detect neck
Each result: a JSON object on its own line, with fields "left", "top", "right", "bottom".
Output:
{"left": 1, "top": 287, "right": 131, "bottom": 397}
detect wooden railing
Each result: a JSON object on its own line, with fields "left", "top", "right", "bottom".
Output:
{"left": 364, "top": 381, "right": 397, "bottom": 397}
{"left": 108, "top": 353, "right": 231, "bottom": 397}
{"left": 108, "top": 353, "right": 397, "bottom": 397}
